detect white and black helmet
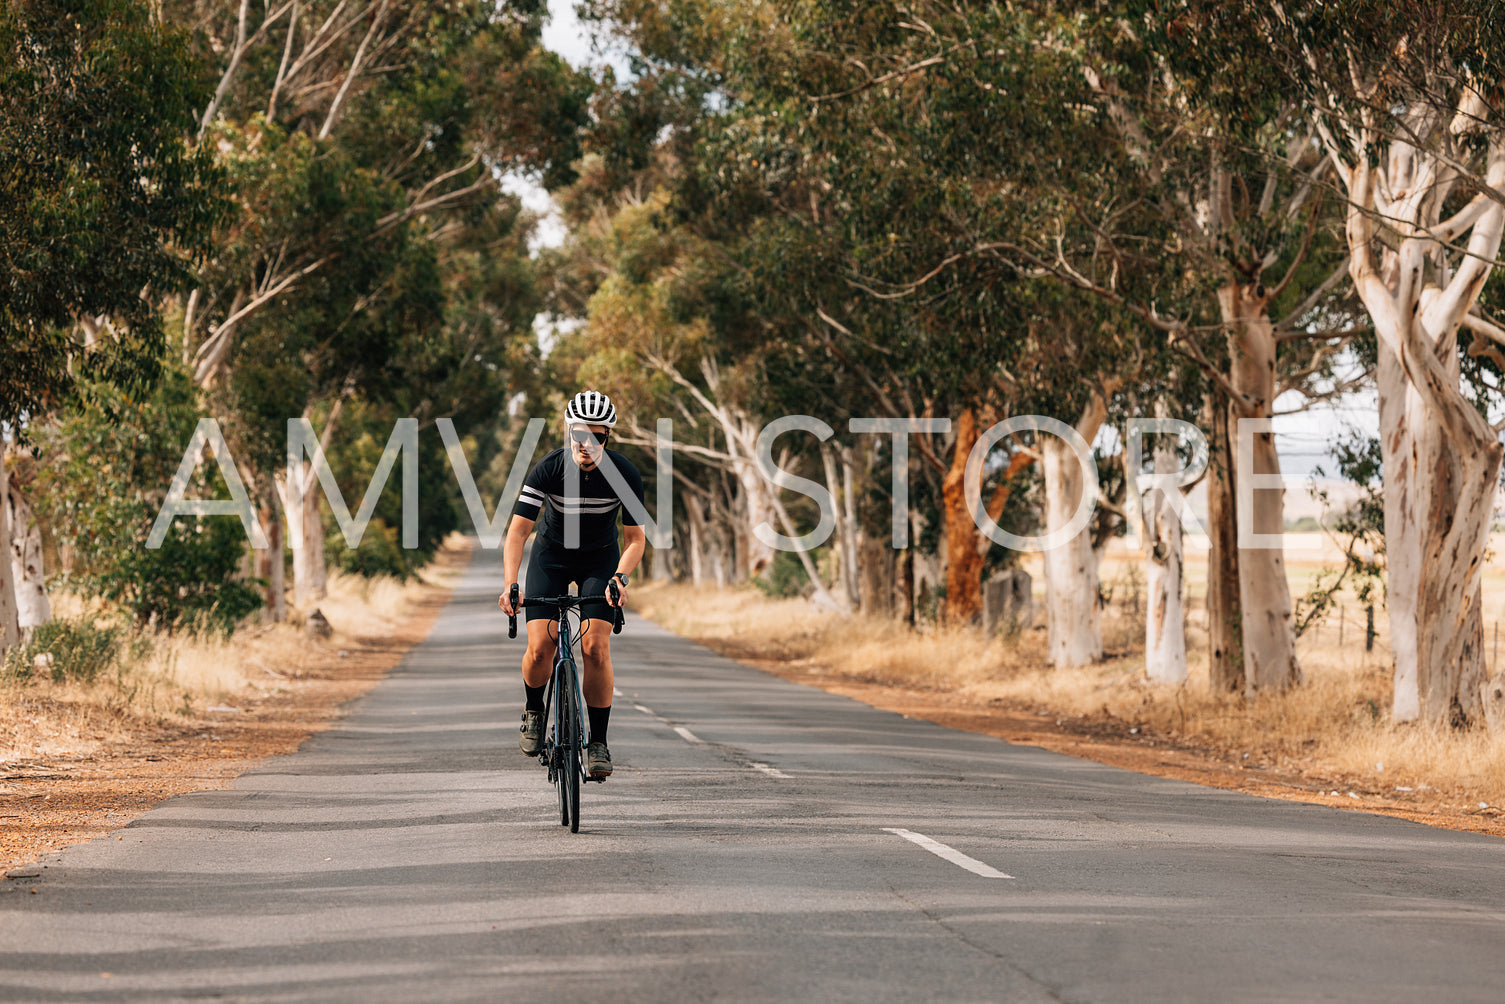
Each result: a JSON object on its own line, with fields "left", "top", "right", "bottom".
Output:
{"left": 564, "top": 390, "right": 618, "bottom": 428}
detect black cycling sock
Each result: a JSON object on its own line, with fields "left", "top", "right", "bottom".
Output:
{"left": 588, "top": 704, "right": 610, "bottom": 745}
{"left": 524, "top": 683, "right": 546, "bottom": 713}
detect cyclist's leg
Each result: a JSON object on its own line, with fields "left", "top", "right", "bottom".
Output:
{"left": 578, "top": 560, "right": 617, "bottom": 776}
{"left": 578, "top": 617, "right": 613, "bottom": 710}
{"left": 522, "top": 548, "right": 567, "bottom": 689}
{"left": 578, "top": 563, "right": 617, "bottom": 712}
{"left": 522, "top": 620, "right": 555, "bottom": 689}
{"left": 518, "top": 550, "right": 565, "bottom": 754}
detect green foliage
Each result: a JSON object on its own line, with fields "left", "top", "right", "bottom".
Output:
{"left": 328, "top": 520, "right": 411, "bottom": 581}
{"left": 183, "top": 0, "right": 582, "bottom": 508}
{"left": 753, "top": 549, "right": 814, "bottom": 599}
{"left": 36, "top": 366, "right": 262, "bottom": 632}
{"left": 3, "top": 617, "right": 123, "bottom": 683}
{"left": 315, "top": 399, "right": 467, "bottom": 579}
{"left": 0, "top": 0, "right": 226, "bottom": 433}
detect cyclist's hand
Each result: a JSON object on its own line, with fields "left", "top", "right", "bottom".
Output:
{"left": 499, "top": 586, "right": 522, "bottom": 616}
{"left": 608, "top": 580, "right": 626, "bottom": 608}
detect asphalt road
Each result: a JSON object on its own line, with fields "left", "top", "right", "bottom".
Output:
{"left": 3, "top": 547, "right": 1505, "bottom": 1002}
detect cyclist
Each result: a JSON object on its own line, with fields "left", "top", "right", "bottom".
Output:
{"left": 497, "top": 390, "right": 645, "bottom": 779}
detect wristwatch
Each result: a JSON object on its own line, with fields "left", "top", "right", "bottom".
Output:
{"left": 613, "top": 572, "right": 630, "bottom": 587}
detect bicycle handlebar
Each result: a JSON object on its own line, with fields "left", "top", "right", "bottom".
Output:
{"left": 507, "top": 583, "right": 624, "bottom": 637}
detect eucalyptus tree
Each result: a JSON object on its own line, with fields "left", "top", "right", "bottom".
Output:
{"left": 1183, "top": 0, "right": 1505, "bottom": 726}
{"left": 616, "top": 0, "right": 1166, "bottom": 660}
{"left": 537, "top": 14, "right": 835, "bottom": 593}
{"left": 175, "top": 0, "right": 588, "bottom": 610}
{"left": 0, "top": 0, "right": 225, "bottom": 648}
{"left": 731, "top": 0, "right": 1364, "bottom": 687}
{"left": 572, "top": 0, "right": 1152, "bottom": 640}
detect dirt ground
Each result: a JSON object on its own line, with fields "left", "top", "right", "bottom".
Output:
{"left": 0, "top": 544, "right": 472, "bottom": 877}
{"left": 723, "top": 652, "right": 1505, "bottom": 840}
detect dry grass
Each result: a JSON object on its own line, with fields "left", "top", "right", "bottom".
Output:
{"left": 0, "top": 534, "right": 470, "bottom": 765}
{"left": 633, "top": 552, "right": 1505, "bottom": 810}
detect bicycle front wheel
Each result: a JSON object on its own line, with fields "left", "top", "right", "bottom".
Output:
{"left": 565, "top": 740, "right": 581, "bottom": 833}
{"left": 555, "top": 683, "right": 573, "bottom": 828}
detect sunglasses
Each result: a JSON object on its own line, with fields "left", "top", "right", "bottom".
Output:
{"left": 569, "top": 429, "right": 609, "bottom": 445}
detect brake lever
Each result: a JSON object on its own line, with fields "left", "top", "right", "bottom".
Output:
{"left": 507, "top": 582, "right": 519, "bottom": 639}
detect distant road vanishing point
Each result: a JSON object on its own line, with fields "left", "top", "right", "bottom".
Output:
{"left": 2, "top": 546, "right": 1504, "bottom": 1002}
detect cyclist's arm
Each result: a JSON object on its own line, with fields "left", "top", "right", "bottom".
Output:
{"left": 607, "top": 524, "right": 646, "bottom": 608}
{"left": 502, "top": 514, "right": 534, "bottom": 591}
{"left": 504, "top": 455, "right": 552, "bottom": 606}
{"left": 617, "top": 524, "right": 646, "bottom": 579}
{"left": 614, "top": 454, "right": 647, "bottom": 585}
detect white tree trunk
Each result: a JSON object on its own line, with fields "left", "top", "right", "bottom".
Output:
{"left": 840, "top": 446, "right": 862, "bottom": 610}
{"left": 1143, "top": 424, "right": 1187, "bottom": 684}
{"left": 1377, "top": 339, "right": 1422, "bottom": 720}
{"left": 1042, "top": 396, "right": 1107, "bottom": 668}
{"left": 1337, "top": 131, "right": 1505, "bottom": 726}
{"left": 820, "top": 445, "right": 861, "bottom": 611}
{"left": 305, "top": 463, "right": 327, "bottom": 597}
{"left": 711, "top": 510, "right": 731, "bottom": 588}
{"left": 650, "top": 544, "right": 671, "bottom": 581}
{"left": 0, "top": 449, "right": 20, "bottom": 652}
{"left": 684, "top": 493, "right": 708, "bottom": 585}
{"left": 1235, "top": 418, "right": 1301, "bottom": 691}
{"left": 820, "top": 447, "right": 850, "bottom": 608}
{"left": 732, "top": 457, "right": 776, "bottom": 580}
{"left": 289, "top": 459, "right": 328, "bottom": 606}
{"left": 6, "top": 480, "right": 51, "bottom": 634}
{"left": 1219, "top": 280, "right": 1301, "bottom": 692}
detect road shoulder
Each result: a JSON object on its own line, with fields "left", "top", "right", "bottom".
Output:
{"left": 0, "top": 542, "right": 474, "bottom": 875}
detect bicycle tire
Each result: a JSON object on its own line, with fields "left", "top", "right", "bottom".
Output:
{"left": 556, "top": 680, "right": 572, "bottom": 828}
{"left": 566, "top": 738, "right": 581, "bottom": 833}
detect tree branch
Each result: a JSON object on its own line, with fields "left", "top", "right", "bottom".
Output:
{"left": 319, "top": 0, "right": 389, "bottom": 139}
{"left": 198, "top": 0, "right": 251, "bottom": 137}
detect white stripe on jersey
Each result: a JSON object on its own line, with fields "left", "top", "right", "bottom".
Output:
{"left": 545, "top": 494, "right": 619, "bottom": 514}
{"left": 545, "top": 493, "right": 618, "bottom": 504}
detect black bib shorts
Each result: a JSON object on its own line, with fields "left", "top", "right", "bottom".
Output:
{"left": 524, "top": 543, "right": 619, "bottom": 624}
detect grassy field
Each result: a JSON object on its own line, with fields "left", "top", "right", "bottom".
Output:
{"left": 633, "top": 535, "right": 1505, "bottom": 812}
{"left": 0, "top": 536, "right": 470, "bottom": 764}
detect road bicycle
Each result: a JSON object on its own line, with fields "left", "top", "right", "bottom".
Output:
{"left": 508, "top": 583, "right": 622, "bottom": 833}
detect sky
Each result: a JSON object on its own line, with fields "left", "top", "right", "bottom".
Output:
{"left": 500, "top": 2, "right": 627, "bottom": 252}
{"left": 521, "top": 1, "right": 1378, "bottom": 483}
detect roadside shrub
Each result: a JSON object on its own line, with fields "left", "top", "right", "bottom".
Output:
{"left": 35, "top": 367, "right": 264, "bottom": 633}
{"left": 328, "top": 519, "right": 413, "bottom": 581}
{"left": 753, "top": 549, "right": 811, "bottom": 599}
{"left": 3, "top": 617, "right": 123, "bottom": 683}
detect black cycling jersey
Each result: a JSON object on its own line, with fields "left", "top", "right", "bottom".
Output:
{"left": 514, "top": 448, "right": 645, "bottom": 552}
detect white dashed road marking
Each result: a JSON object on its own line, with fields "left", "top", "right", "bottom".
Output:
{"left": 882, "top": 828, "right": 1013, "bottom": 879}
{"left": 748, "top": 762, "right": 790, "bottom": 779}
{"left": 630, "top": 703, "right": 700, "bottom": 744}
{"left": 629, "top": 701, "right": 780, "bottom": 775}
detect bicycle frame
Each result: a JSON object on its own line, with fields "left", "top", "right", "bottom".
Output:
{"left": 508, "top": 588, "right": 622, "bottom": 832}
{"left": 543, "top": 603, "right": 588, "bottom": 782}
